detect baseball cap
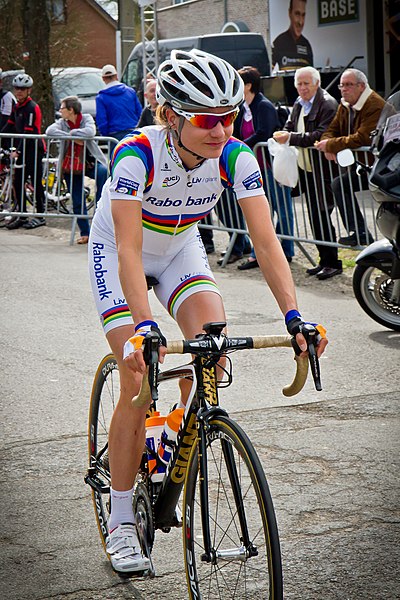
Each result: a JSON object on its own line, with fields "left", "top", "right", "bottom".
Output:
{"left": 101, "top": 64, "right": 117, "bottom": 77}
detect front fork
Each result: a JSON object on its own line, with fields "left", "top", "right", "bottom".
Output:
{"left": 197, "top": 410, "right": 254, "bottom": 564}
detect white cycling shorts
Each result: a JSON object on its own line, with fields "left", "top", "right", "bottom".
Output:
{"left": 88, "top": 227, "right": 221, "bottom": 334}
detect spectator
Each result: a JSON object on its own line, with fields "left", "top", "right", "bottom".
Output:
{"left": 272, "top": 0, "right": 313, "bottom": 71}
{"left": 273, "top": 66, "right": 342, "bottom": 280}
{"left": 96, "top": 64, "right": 142, "bottom": 143}
{"left": 235, "top": 66, "right": 294, "bottom": 270}
{"left": 315, "top": 68, "right": 386, "bottom": 246}
{"left": 4, "top": 73, "right": 46, "bottom": 230}
{"left": 0, "top": 69, "right": 16, "bottom": 130}
{"left": 46, "top": 95, "right": 108, "bottom": 244}
{"left": 137, "top": 79, "right": 158, "bottom": 127}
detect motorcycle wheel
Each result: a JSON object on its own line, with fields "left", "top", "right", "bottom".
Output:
{"left": 353, "top": 264, "right": 400, "bottom": 331}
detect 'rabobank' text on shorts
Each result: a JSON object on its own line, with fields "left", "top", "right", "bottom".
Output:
{"left": 88, "top": 225, "right": 221, "bottom": 334}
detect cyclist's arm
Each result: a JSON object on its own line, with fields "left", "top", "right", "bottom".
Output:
{"left": 240, "top": 194, "right": 328, "bottom": 358}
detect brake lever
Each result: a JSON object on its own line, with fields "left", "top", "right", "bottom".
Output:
{"left": 291, "top": 324, "right": 322, "bottom": 391}
{"left": 143, "top": 332, "right": 160, "bottom": 402}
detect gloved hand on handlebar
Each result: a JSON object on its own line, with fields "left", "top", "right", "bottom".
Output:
{"left": 123, "top": 320, "right": 167, "bottom": 374}
{"left": 285, "top": 310, "right": 328, "bottom": 392}
{"left": 285, "top": 310, "right": 328, "bottom": 358}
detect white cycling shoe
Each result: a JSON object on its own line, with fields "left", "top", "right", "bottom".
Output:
{"left": 106, "top": 523, "right": 151, "bottom": 575}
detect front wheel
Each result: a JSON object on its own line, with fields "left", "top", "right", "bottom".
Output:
{"left": 182, "top": 415, "right": 283, "bottom": 599}
{"left": 353, "top": 264, "right": 400, "bottom": 331}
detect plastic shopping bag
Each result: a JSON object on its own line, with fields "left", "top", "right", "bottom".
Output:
{"left": 267, "top": 138, "right": 299, "bottom": 188}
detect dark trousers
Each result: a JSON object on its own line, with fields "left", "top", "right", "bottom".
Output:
{"left": 299, "top": 169, "right": 341, "bottom": 269}
{"left": 332, "top": 166, "right": 369, "bottom": 236}
{"left": 14, "top": 150, "right": 45, "bottom": 214}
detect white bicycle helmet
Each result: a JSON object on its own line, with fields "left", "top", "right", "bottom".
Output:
{"left": 13, "top": 73, "right": 33, "bottom": 88}
{"left": 156, "top": 49, "right": 244, "bottom": 111}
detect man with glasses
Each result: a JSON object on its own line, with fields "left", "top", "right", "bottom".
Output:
{"left": 315, "top": 68, "right": 385, "bottom": 246}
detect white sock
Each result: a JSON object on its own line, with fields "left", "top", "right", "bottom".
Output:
{"left": 108, "top": 486, "right": 135, "bottom": 532}
{"left": 177, "top": 399, "right": 186, "bottom": 409}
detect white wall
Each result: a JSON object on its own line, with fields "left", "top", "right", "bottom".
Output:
{"left": 269, "top": 0, "right": 368, "bottom": 74}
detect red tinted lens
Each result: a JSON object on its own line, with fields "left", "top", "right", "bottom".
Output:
{"left": 188, "top": 111, "right": 238, "bottom": 129}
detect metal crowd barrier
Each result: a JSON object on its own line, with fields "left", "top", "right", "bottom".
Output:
{"left": 1, "top": 133, "right": 377, "bottom": 259}
{"left": 206, "top": 143, "right": 377, "bottom": 267}
{"left": 0, "top": 133, "right": 117, "bottom": 244}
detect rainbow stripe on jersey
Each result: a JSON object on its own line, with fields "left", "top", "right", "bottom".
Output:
{"left": 219, "top": 137, "right": 254, "bottom": 188}
{"left": 111, "top": 131, "right": 154, "bottom": 193}
{"left": 167, "top": 275, "right": 218, "bottom": 316}
{"left": 142, "top": 208, "right": 211, "bottom": 235}
{"left": 101, "top": 304, "right": 131, "bottom": 329}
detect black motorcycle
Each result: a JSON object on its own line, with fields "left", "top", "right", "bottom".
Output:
{"left": 343, "top": 93, "right": 400, "bottom": 332}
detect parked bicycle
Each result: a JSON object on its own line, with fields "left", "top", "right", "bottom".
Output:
{"left": 85, "top": 321, "right": 321, "bottom": 599}
{"left": 0, "top": 149, "right": 93, "bottom": 222}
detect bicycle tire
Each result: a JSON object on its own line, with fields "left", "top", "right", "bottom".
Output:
{"left": 0, "top": 173, "right": 18, "bottom": 214}
{"left": 88, "top": 353, "right": 119, "bottom": 551}
{"left": 182, "top": 414, "right": 283, "bottom": 599}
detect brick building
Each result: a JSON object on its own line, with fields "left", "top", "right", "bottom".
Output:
{"left": 156, "top": 0, "right": 270, "bottom": 46}
{"left": 51, "top": 0, "right": 117, "bottom": 68}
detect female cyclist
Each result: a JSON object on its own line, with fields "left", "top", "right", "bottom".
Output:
{"left": 88, "top": 49, "right": 328, "bottom": 575}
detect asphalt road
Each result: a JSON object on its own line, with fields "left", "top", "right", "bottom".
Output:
{"left": 1, "top": 225, "right": 399, "bottom": 600}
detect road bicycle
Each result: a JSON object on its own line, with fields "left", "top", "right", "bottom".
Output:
{"left": 85, "top": 321, "right": 321, "bottom": 599}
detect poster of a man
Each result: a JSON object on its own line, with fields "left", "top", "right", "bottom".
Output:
{"left": 272, "top": 0, "right": 314, "bottom": 71}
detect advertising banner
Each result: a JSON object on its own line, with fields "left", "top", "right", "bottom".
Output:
{"left": 269, "top": 0, "right": 367, "bottom": 73}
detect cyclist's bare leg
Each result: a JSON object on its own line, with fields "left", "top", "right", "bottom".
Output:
{"left": 176, "top": 290, "right": 227, "bottom": 400}
{"left": 106, "top": 324, "right": 150, "bottom": 492}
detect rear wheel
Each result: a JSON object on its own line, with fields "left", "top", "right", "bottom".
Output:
{"left": 183, "top": 415, "right": 283, "bottom": 599}
{"left": 87, "top": 354, "right": 119, "bottom": 550}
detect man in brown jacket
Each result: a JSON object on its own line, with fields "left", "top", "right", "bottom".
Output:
{"left": 315, "top": 68, "right": 386, "bottom": 246}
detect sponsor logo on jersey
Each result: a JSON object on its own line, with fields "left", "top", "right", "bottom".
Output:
{"left": 161, "top": 162, "right": 171, "bottom": 171}
{"left": 115, "top": 176, "right": 139, "bottom": 196}
{"left": 146, "top": 196, "right": 183, "bottom": 207}
{"left": 242, "top": 171, "right": 263, "bottom": 190}
{"left": 162, "top": 175, "right": 180, "bottom": 187}
{"left": 185, "top": 193, "right": 217, "bottom": 206}
{"left": 187, "top": 176, "right": 217, "bottom": 187}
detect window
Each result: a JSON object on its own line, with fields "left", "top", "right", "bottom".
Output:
{"left": 47, "top": 0, "right": 66, "bottom": 23}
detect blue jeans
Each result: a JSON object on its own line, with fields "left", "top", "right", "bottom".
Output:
{"left": 65, "top": 163, "right": 108, "bottom": 236}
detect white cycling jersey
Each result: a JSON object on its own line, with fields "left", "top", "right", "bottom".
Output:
{"left": 94, "top": 126, "right": 263, "bottom": 252}
{"left": 89, "top": 126, "right": 264, "bottom": 332}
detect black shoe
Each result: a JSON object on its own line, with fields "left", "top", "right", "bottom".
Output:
{"left": 217, "top": 253, "right": 243, "bottom": 266}
{"left": 339, "top": 232, "right": 374, "bottom": 247}
{"left": 6, "top": 217, "right": 27, "bottom": 230}
{"left": 204, "top": 243, "right": 215, "bottom": 254}
{"left": 221, "top": 244, "right": 252, "bottom": 258}
{"left": 286, "top": 255, "right": 293, "bottom": 263}
{"left": 22, "top": 217, "right": 46, "bottom": 229}
{"left": 237, "top": 258, "right": 259, "bottom": 270}
{"left": 317, "top": 266, "right": 343, "bottom": 280}
{"left": 306, "top": 264, "right": 323, "bottom": 276}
